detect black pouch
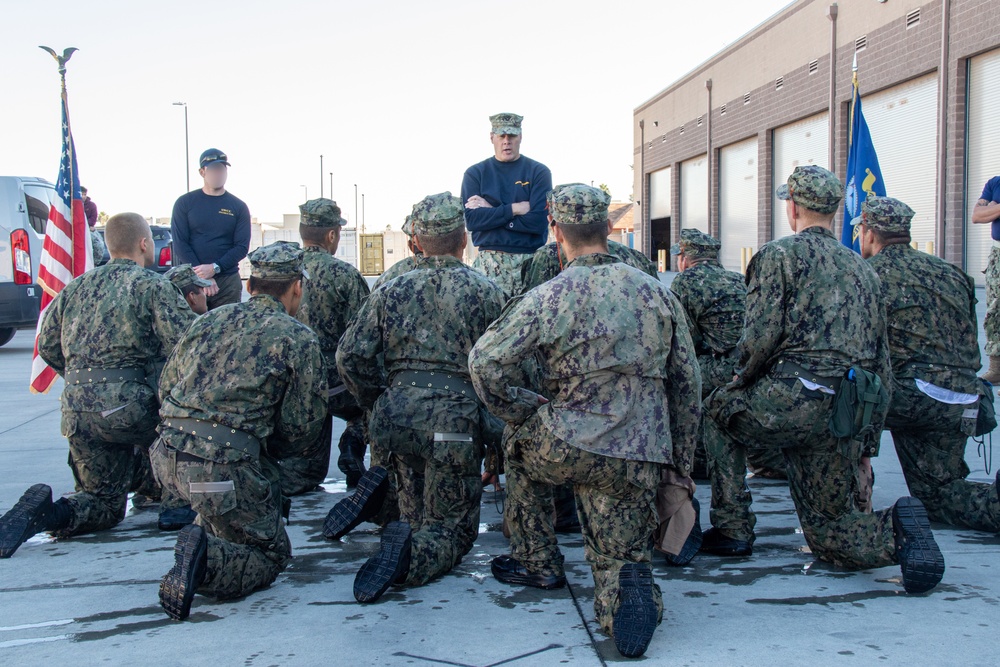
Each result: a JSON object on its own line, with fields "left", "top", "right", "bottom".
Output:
{"left": 975, "top": 379, "right": 997, "bottom": 437}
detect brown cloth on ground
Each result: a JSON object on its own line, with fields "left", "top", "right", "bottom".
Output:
{"left": 654, "top": 466, "right": 697, "bottom": 556}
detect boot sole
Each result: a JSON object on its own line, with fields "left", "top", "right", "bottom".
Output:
{"left": 323, "top": 467, "right": 388, "bottom": 539}
{"left": 613, "top": 563, "right": 658, "bottom": 658}
{"left": 0, "top": 484, "right": 53, "bottom": 559}
{"left": 159, "top": 525, "right": 208, "bottom": 620}
{"left": 353, "top": 521, "right": 411, "bottom": 603}
{"left": 893, "top": 497, "right": 945, "bottom": 594}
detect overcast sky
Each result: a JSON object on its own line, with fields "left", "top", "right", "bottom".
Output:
{"left": 0, "top": 0, "right": 792, "bottom": 229}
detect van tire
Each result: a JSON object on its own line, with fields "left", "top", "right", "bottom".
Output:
{"left": 0, "top": 328, "right": 16, "bottom": 347}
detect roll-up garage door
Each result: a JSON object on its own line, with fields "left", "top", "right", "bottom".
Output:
{"left": 772, "top": 112, "right": 829, "bottom": 241}
{"left": 649, "top": 167, "right": 671, "bottom": 220}
{"left": 862, "top": 73, "right": 937, "bottom": 250}
{"left": 680, "top": 155, "right": 708, "bottom": 232}
{"left": 719, "top": 137, "right": 758, "bottom": 272}
{"left": 966, "top": 48, "right": 1000, "bottom": 285}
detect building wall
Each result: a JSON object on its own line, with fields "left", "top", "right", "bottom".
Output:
{"left": 633, "top": 0, "right": 1000, "bottom": 273}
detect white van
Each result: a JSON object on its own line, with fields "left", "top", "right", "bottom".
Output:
{"left": 0, "top": 176, "right": 54, "bottom": 347}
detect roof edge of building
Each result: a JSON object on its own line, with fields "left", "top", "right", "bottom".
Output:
{"left": 634, "top": 0, "right": 809, "bottom": 114}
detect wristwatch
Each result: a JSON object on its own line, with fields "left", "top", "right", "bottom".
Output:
{"left": 212, "top": 263, "right": 221, "bottom": 275}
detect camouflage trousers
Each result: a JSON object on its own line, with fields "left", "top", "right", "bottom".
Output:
{"left": 57, "top": 404, "right": 173, "bottom": 536}
{"left": 693, "top": 353, "right": 786, "bottom": 479}
{"left": 472, "top": 250, "right": 528, "bottom": 299}
{"left": 388, "top": 428, "right": 484, "bottom": 587}
{"left": 275, "top": 411, "right": 362, "bottom": 497}
{"left": 150, "top": 438, "right": 291, "bottom": 600}
{"left": 887, "top": 384, "right": 1000, "bottom": 532}
{"left": 985, "top": 246, "right": 1000, "bottom": 357}
{"left": 704, "top": 377, "right": 896, "bottom": 569}
{"left": 505, "top": 412, "right": 663, "bottom": 635}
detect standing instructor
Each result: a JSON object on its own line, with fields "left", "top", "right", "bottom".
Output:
{"left": 171, "top": 148, "right": 251, "bottom": 310}
{"left": 461, "top": 113, "right": 552, "bottom": 298}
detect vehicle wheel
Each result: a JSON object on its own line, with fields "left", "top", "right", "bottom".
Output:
{"left": 0, "top": 328, "right": 15, "bottom": 347}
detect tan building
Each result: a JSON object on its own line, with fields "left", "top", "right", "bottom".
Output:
{"left": 634, "top": 0, "right": 1000, "bottom": 282}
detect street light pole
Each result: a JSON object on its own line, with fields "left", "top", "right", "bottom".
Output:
{"left": 329, "top": 172, "right": 333, "bottom": 203}
{"left": 361, "top": 193, "right": 365, "bottom": 234}
{"left": 172, "top": 102, "right": 189, "bottom": 192}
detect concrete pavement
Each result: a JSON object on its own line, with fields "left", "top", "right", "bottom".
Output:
{"left": 0, "top": 284, "right": 998, "bottom": 666}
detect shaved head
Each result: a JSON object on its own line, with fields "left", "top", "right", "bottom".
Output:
{"left": 104, "top": 212, "right": 152, "bottom": 257}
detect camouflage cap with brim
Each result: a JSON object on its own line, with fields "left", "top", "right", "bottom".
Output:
{"left": 775, "top": 165, "right": 844, "bottom": 215}
{"left": 249, "top": 241, "right": 309, "bottom": 280}
{"left": 410, "top": 192, "right": 466, "bottom": 237}
{"left": 489, "top": 112, "right": 523, "bottom": 136}
{"left": 547, "top": 183, "right": 610, "bottom": 225}
{"left": 669, "top": 228, "right": 721, "bottom": 260}
{"left": 850, "top": 195, "right": 915, "bottom": 234}
{"left": 299, "top": 198, "right": 346, "bottom": 227}
{"left": 401, "top": 214, "right": 414, "bottom": 237}
{"left": 164, "top": 264, "right": 213, "bottom": 290}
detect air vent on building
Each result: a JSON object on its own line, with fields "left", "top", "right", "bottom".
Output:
{"left": 721, "top": 103, "right": 727, "bottom": 115}
{"left": 775, "top": 76, "right": 784, "bottom": 90}
{"left": 697, "top": 115, "right": 703, "bottom": 126}
{"left": 809, "top": 59, "right": 819, "bottom": 74}
{"left": 743, "top": 92, "right": 751, "bottom": 105}
{"left": 679, "top": 125, "right": 685, "bottom": 135}
{"left": 906, "top": 9, "right": 920, "bottom": 28}
{"left": 855, "top": 35, "right": 867, "bottom": 51}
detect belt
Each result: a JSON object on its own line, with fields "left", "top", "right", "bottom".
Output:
{"left": 770, "top": 359, "right": 843, "bottom": 392}
{"left": 162, "top": 416, "right": 261, "bottom": 459}
{"left": 66, "top": 367, "right": 146, "bottom": 385}
{"left": 391, "top": 370, "right": 477, "bottom": 400}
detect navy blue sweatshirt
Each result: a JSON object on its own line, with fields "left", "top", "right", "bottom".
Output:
{"left": 460, "top": 155, "right": 552, "bottom": 254}
{"left": 170, "top": 190, "right": 251, "bottom": 276}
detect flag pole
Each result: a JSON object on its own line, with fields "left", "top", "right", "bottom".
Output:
{"left": 39, "top": 46, "right": 79, "bottom": 259}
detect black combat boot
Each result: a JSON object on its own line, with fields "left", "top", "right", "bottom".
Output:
{"left": 0, "top": 484, "right": 71, "bottom": 558}
{"left": 337, "top": 426, "right": 368, "bottom": 488}
{"left": 160, "top": 524, "right": 208, "bottom": 620}
{"left": 323, "top": 466, "right": 389, "bottom": 539}
{"left": 892, "top": 496, "right": 945, "bottom": 594}
{"left": 613, "top": 563, "right": 659, "bottom": 658}
{"left": 354, "top": 521, "right": 412, "bottom": 603}
{"left": 663, "top": 497, "right": 703, "bottom": 567}
{"left": 491, "top": 554, "right": 567, "bottom": 590}
{"left": 158, "top": 505, "right": 197, "bottom": 531}
{"left": 699, "top": 526, "right": 753, "bottom": 557}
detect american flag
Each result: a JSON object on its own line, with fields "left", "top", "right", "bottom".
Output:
{"left": 29, "top": 94, "right": 93, "bottom": 393}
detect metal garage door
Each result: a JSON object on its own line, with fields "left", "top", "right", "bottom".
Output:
{"left": 649, "top": 167, "right": 671, "bottom": 220}
{"left": 966, "top": 48, "right": 1000, "bottom": 285}
{"left": 719, "top": 137, "right": 758, "bottom": 272}
{"left": 680, "top": 155, "right": 708, "bottom": 232}
{"left": 772, "top": 112, "right": 829, "bottom": 241}
{"left": 862, "top": 73, "right": 937, "bottom": 250}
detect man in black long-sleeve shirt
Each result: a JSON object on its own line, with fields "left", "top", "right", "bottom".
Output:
{"left": 461, "top": 113, "right": 551, "bottom": 298}
{"left": 171, "top": 148, "right": 251, "bottom": 310}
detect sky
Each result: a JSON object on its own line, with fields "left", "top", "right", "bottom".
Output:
{"left": 0, "top": 0, "right": 793, "bottom": 230}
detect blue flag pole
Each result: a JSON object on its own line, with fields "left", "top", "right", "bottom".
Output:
{"left": 842, "top": 54, "right": 887, "bottom": 252}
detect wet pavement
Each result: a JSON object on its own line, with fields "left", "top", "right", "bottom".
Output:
{"left": 1, "top": 286, "right": 998, "bottom": 666}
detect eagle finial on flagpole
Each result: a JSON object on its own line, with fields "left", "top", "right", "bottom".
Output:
{"left": 39, "top": 46, "right": 78, "bottom": 90}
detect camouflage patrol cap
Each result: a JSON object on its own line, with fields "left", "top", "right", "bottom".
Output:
{"left": 776, "top": 165, "right": 844, "bottom": 214}
{"left": 547, "top": 183, "right": 610, "bottom": 225}
{"left": 401, "top": 214, "right": 414, "bottom": 237}
{"left": 249, "top": 241, "right": 309, "bottom": 280}
{"left": 164, "top": 264, "right": 213, "bottom": 291}
{"left": 299, "top": 198, "right": 346, "bottom": 227}
{"left": 410, "top": 192, "right": 466, "bottom": 237}
{"left": 850, "top": 196, "right": 915, "bottom": 234}
{"left": 669, "top": 228, "right": 721, "bottom": 260}
{"left": 490, "top": 112, "right": 523, "bottom": 136}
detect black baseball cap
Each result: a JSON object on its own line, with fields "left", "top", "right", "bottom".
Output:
{"left": 199, "top": 148, "right": 230, "bottom": 168}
